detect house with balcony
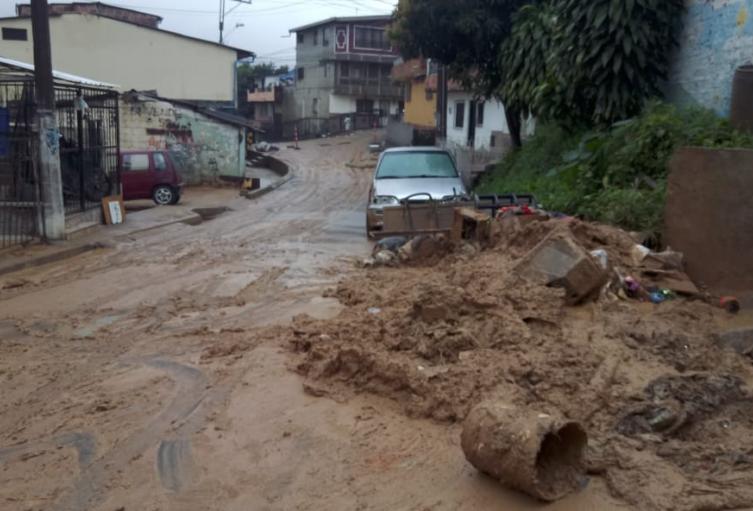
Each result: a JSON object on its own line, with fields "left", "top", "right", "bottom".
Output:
{"left": 284, "top": 15, "right": 402, "bottom": 137}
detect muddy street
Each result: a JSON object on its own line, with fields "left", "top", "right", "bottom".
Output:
{"left": 0, "top": 132, "right": 626, "bottom": 511}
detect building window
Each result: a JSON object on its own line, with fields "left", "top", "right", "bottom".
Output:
{"left": 477, "top": 102, "right": 485, "bottom": 127}
{"left": 312, "top": 98, "right": 319, "bottom": 117}
{"left": 324, "top": 63, "right": 328, "bottom": 78}
{"left": 314, "top": 29, "right": 319, "bottom": 45}
{"left": 323, "top": 28, "right": 330, "bottom": 46}
{"left": 296, "top": 32, "right": 304, "bottom": 44}
{"left": 353, "top": 26, "right": 389, "bottom": 50}
{"left": 340, "top": 62, "right": 349, "bottom": 78}
{"left": 357, "top": 99, "right": 374, "bottom": 114}
{"left": 454, "top": 101, "right": 465, "bottom": 129}
{"left": 297, "top": 67, "right": 305, "bottom": 81}
{"left": 2, "top": 27, "right": 27, "bottom": 41}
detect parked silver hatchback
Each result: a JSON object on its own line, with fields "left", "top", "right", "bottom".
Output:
{"left": 366, "top": 147, "right": 467, "bottom": 236}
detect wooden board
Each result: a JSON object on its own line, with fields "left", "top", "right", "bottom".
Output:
{"left": 381, "top": 202, "right": 473, "bottom": 235}
{"left": 102, "top": 195, "right": 125, "bottom": 225}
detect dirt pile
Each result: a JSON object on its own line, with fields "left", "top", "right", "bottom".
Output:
{"left": 284, "top": 216, "right": 753, "bottom": 510}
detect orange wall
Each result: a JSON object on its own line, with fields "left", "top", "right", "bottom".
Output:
{"left": 404, "top": 79, "right": 436, "bottom": 128}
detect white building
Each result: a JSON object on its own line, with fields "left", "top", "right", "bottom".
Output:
{"left": 446, "top": 90, "right": 511, "bottom": 153}
{"left": 0, "top": 2, "right": 253, "bottom": 103}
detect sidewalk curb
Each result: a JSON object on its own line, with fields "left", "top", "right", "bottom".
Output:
{"left": 112, "top": 213, "right": 203, "bottom": 240}
{"left": 0, "top": 242, "right": 106, "bottom": 278}
{"left": 241, "top": 153, "right": 295, "bottom": 200}
{"left": 241, "top": 173, "right": 294, "bottom": 200}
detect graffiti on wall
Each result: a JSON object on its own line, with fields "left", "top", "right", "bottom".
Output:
{"left": 121, "top": 98, "right": 243, "bottom": 184}
{"left": 667, "top": 0, "right": 753, "bottom": 116}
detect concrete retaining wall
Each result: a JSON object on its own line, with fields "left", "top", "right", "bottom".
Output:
{"left": 667, "top": 0, "right": 753, "bottom": 116}
{"left": 665, "top": 146, "right": 753, "bottom": 293}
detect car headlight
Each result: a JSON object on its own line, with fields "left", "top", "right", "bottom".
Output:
{"left": 373, "top": 195, "right": 399, "bottom": 205}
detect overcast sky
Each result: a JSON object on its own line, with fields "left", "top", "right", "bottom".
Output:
{"left": 0, "top": 0, "right": 398, "bottom": 66}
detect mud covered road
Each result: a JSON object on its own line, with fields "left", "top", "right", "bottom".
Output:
{"left": 0, "top": 132, "right": 628, "bottom": 511}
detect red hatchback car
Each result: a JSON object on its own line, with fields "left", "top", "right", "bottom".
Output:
{"left": 120, "top": 150, "right": 183, "bottom": 205}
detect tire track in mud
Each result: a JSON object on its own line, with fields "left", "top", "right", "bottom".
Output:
{"left": 49, "top": 357, "right": 207, "bottom": 511}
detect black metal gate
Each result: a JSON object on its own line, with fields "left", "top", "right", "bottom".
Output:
{"left": 56, "top": 85, "right": 119, "bottom": 214}
{"left": 0, "top": 80, "right": 43, "bottom": 249}
{"left": 0, "top": 81, "right": 119, "bottom": 249}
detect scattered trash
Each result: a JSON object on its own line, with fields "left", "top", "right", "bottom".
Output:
{"left": 631, "top": 244, "right": 651, "bottom": 265}
{"left": 649, "top": 291, "right": 667, "bottom": 304}
{"left": 367, "top": 307, "right": 382, "bottom": 315}
{"left": 461, "top": 402, "right": 588, "bottom": 502}
{"left": 373, "top": 250, "right": 397, "bottom": 266}
{"left": 720, "top": 296, "right": 741, "bottom": 314}
{"left": 362, "top": 249, "right": 398, "bottom": 268}
{"left": 373, "top": 236, "right": 408, "bottom": 255}
{"left": 640, "top": 269, "right": 699, "bottom": 296}
{"left": 589, "top": 249, "right": 609, "bottom": 270}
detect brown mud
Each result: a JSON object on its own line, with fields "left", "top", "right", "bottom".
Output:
{"left": 286, "top": 217, "right": 753, "bottom": 511}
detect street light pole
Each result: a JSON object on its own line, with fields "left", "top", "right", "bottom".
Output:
{"left": 31, "top": 0, "right": 65, "bottom": 240}
{"left": 219, "top": 0, "right": 251, "bottom": 44}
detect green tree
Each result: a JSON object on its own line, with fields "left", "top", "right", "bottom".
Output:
{"left": 501, "top": 0, "right": 685, "bottom": 128}
{"left": 390, "top": 0, "right": 533, "bottom": 145}
{"left": 498, "top": 3, "right": 556, "bottom": 118}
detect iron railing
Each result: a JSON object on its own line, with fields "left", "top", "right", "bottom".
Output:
{"left": 0, "top": 80, "right": 43, "bottom": 249}
{"left": 55, "top": 85, "right": 120, "bottom": 214}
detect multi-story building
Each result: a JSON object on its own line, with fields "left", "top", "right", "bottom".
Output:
{"left": 285, "top": 15, "right": 402, "bottom": 133}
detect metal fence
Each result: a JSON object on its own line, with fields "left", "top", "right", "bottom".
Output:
{"left": 55, "top": 85, "right": 119, "bottom": 214}
{"left": 0, "top": 81, "right": 119, "bottom": 249}
{"left": 281, "top": 112, "right": 385, "bottom": 141}
{"left": 0, "top": 80, "right": 43, "bottom": 249}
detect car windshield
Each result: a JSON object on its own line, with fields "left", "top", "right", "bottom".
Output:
{"left": 376, "top": 152, "right": 458, "bottom": 179}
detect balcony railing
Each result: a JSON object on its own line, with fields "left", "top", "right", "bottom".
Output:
{"left": 335, "top": 77, "right": 402, "bottom": 98}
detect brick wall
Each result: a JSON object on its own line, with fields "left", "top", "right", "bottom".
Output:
{"left": 667, "top": 0, "right": 753, "bottom": 116}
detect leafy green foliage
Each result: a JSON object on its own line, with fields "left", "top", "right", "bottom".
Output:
{"left": 499, "top": 3, "right": 557, "bottom": 116}
{"left": 477, "top": 103, "right": 753, "bottom": 232}
{"left": 500, "top": 0, "right": 685, "bottom": 127}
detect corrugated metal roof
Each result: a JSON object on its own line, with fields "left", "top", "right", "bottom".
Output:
{"left": 0, "top": 56, "right": 119, "bottom": 88}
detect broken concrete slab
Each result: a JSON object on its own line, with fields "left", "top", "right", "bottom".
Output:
{"left": 515, "top": 229, "right": 608, "bottom": 304}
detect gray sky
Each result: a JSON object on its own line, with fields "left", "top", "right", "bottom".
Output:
{"left": 0, "top": 0, "right": 398, "bottom": 66}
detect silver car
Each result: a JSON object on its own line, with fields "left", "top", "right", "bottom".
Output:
{"left": 366, "top": 147, "right": 467, "bottom": 236}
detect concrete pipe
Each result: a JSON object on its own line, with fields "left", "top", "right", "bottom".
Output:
{"left": 460, "top": 402, "right": 588, "bottom": 501}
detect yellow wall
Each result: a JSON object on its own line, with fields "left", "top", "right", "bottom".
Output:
{"left": 404, "top": 79, "right": 436, "bottom": 128}
{"left": 0, "top": 14, "right": 239, "bottom": 101}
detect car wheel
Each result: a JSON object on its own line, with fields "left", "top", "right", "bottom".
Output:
{"left": 153, "top": 185, "right": 174, "bottom": 206}
{"left": 169, "top": 192, "right": 181, "bottom": 205}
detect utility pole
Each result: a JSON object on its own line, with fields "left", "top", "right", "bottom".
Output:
{"left": 31, "top": 0, "right": 65, "bottom": 240}
{"left": 219, "top": 0, "right": 251, "bottom": 44}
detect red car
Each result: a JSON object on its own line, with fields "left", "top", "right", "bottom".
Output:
{"left": 120, "top": 150, "right": 183, "bottom": 205}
